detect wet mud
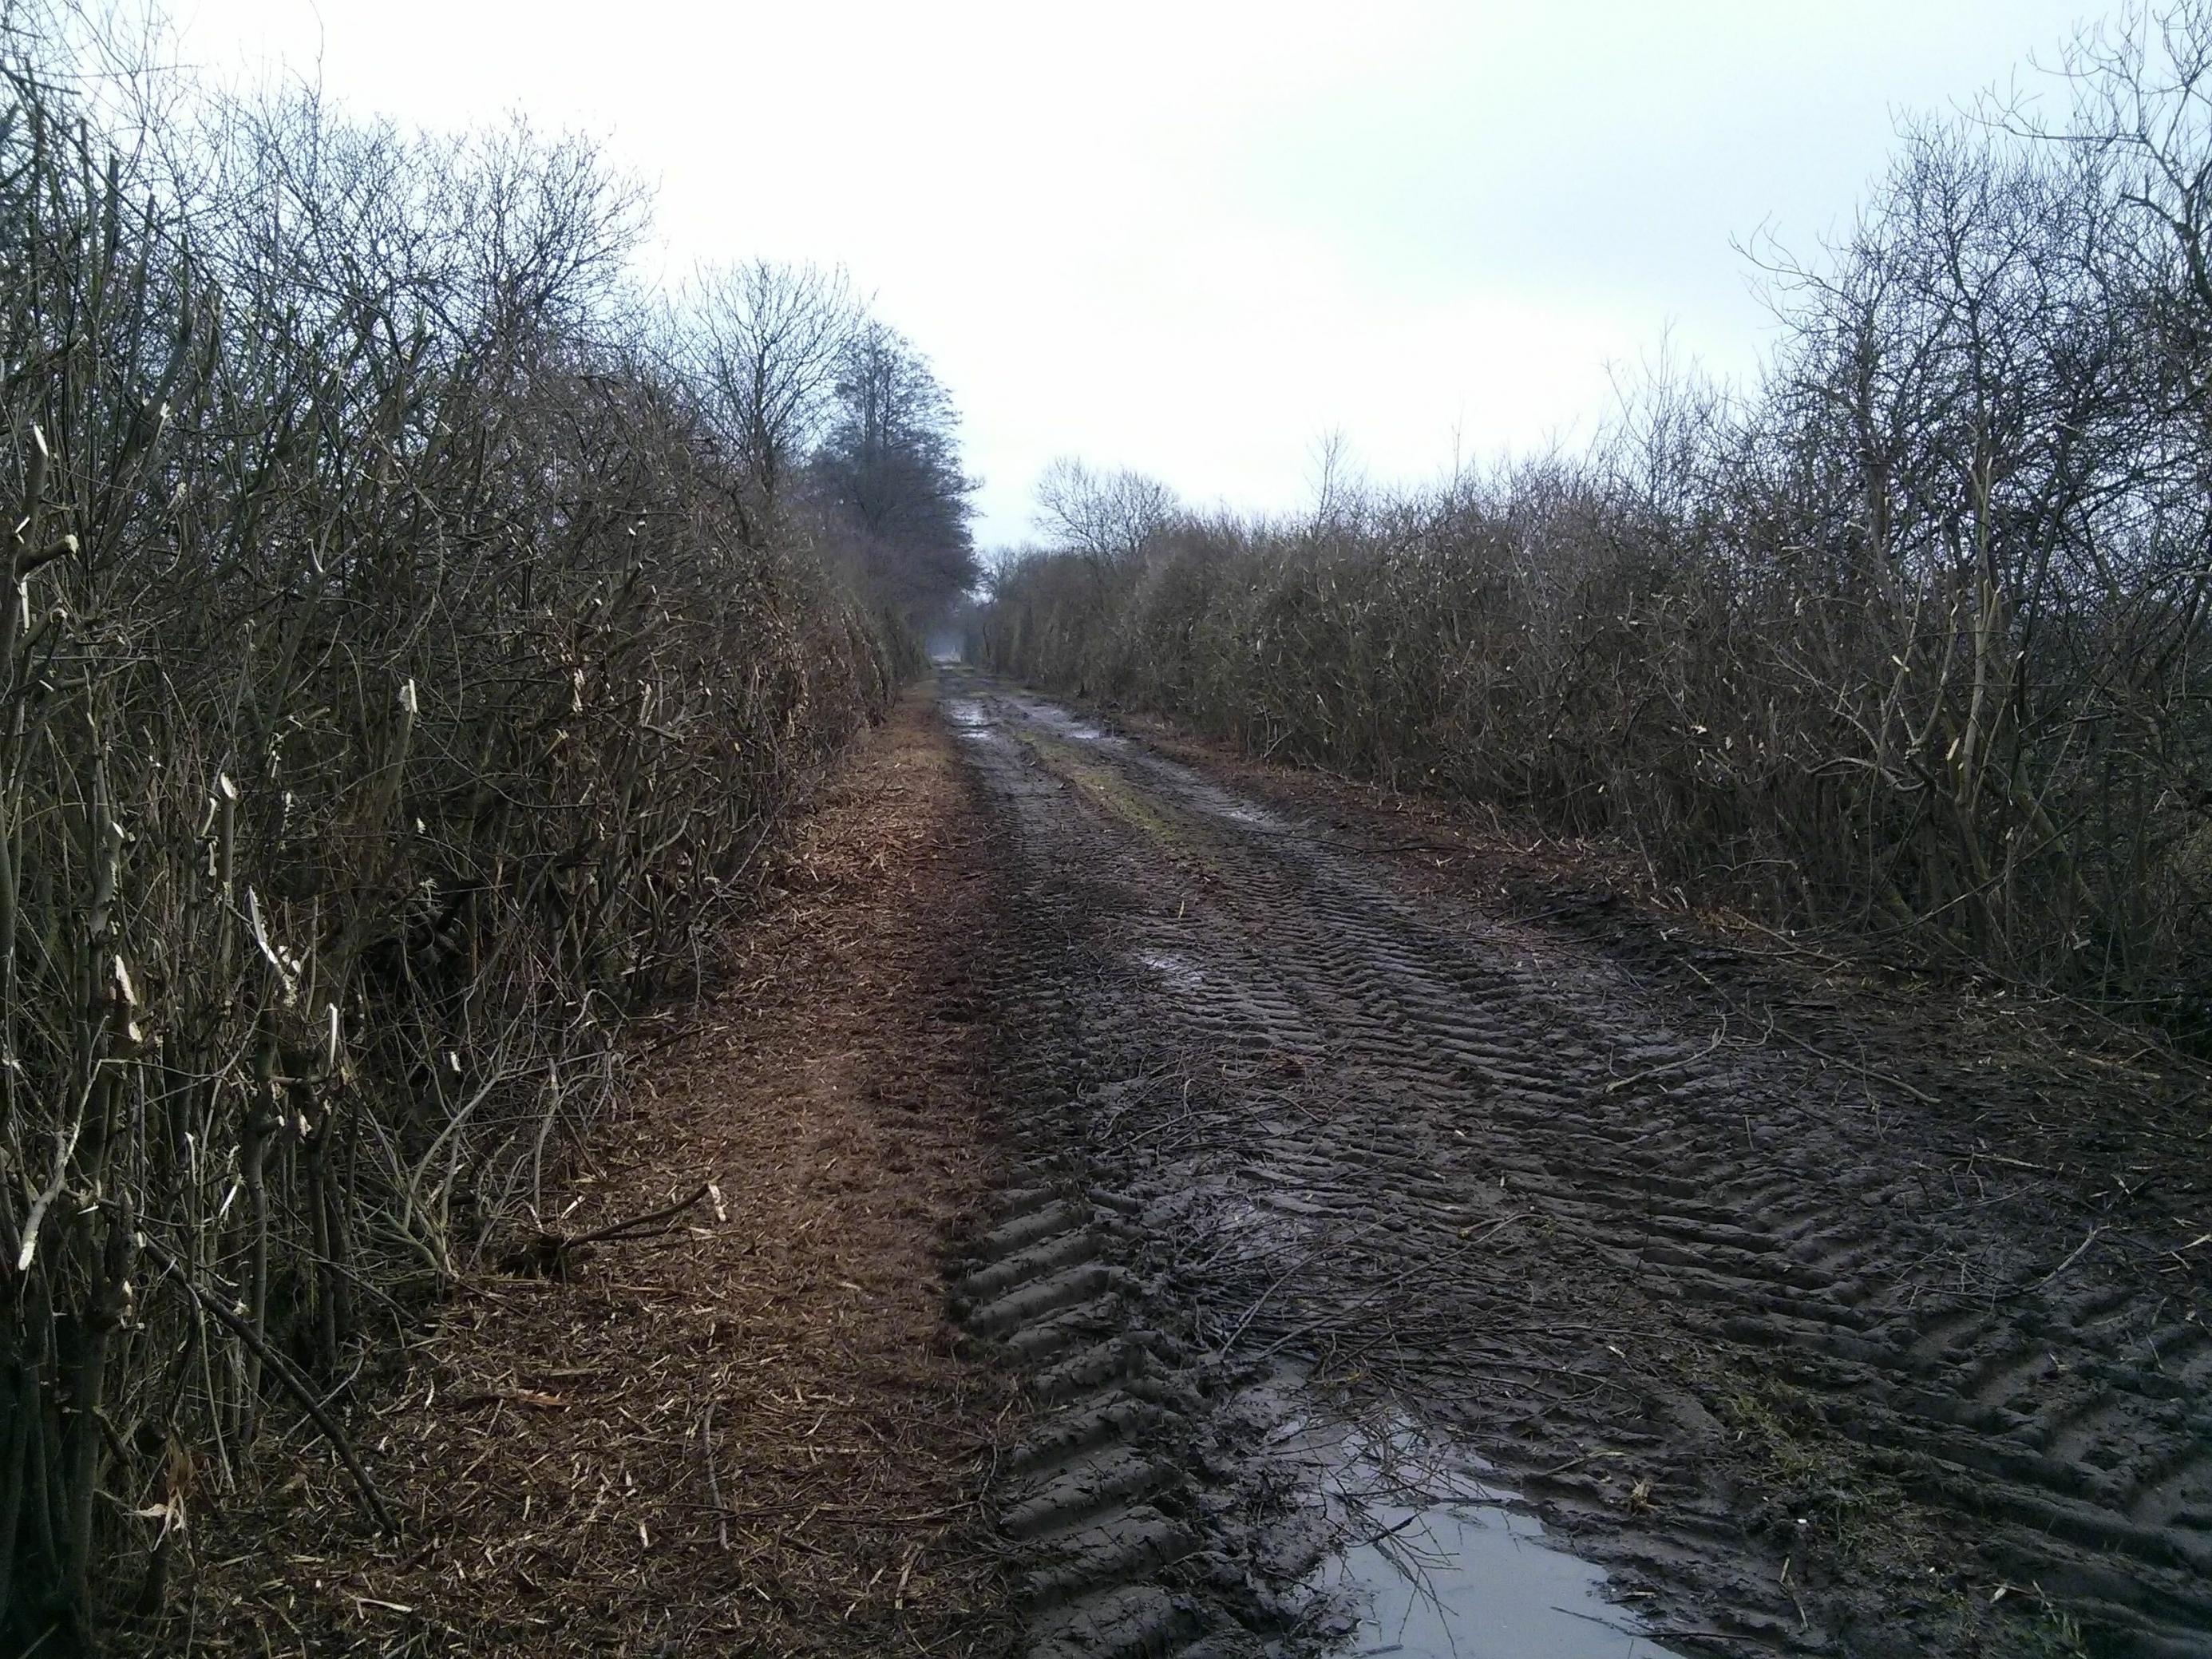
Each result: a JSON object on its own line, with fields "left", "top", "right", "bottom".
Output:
{"left": 941, "top": 669, "right": 2212, "bottom": 1659}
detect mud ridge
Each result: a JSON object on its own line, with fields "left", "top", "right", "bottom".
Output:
{"left": 951, "top": 725, "right": 1291, "bottom": 1658}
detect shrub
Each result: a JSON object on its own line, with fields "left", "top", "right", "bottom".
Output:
{"left": 0, "top": 14, "right": 911, "bottom": 1645}
{"left": 984, "top": 11, "right": 2212, "bottom": 1031}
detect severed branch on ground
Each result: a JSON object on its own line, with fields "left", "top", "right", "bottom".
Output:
{"left": 501, "top": 1184, "right": 714, "bottom": 1277}
{"left": 134, "top": 1229, "right": 398, "bottom": 1536}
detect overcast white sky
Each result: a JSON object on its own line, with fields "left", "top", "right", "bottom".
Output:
{"left": 174, "top": 0, "right": 2098, "bottom": 549}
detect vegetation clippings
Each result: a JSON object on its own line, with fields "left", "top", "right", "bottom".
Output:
{"left": 131, "top": 691, "right": 1015, "bottom": 1659}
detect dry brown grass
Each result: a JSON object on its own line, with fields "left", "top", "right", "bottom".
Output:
{"left": 140, "top": 690, "right": 1014, "bottom": 1659}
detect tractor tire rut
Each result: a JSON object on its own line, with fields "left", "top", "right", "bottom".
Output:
{"left": 944, "top": 669, "right": 2212, "bottom": 1659}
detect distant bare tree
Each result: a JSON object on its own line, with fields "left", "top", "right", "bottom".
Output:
{"left": 1997, "top": 0, "right": 2212, "bottom": 406}
{"left": 1033, "top": 457, "right": 1177, "bottom": 564}
{"left": 690, "top": 259, "right": 857, "bottom": 519}
{"left": 808, "top": 320, "right": 979, "bottom": 617}
{"left": 1306, "top": 428, "right": 1368, "bottom": 537}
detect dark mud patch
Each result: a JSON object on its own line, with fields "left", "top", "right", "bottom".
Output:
{"left": 948, "top": 667, "right": 2212, "bottom": 1659}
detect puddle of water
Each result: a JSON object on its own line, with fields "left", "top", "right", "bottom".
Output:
{"left": 1288, "top": 1409, "right": 1689, "bottom": 1659}
{"left": 944, "top": 698, "right": 1008, "bottom": 744}
{"left": 1010, "top": 695, "right": 1119, "bottom": 744}
{"left": 1134, "top": 948, "right": 1207, "bottom": 992}
{"left": 1218, "top": 801, "right": 1284, "bottom": 829}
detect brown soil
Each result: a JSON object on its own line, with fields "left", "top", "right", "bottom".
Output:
{"left": 150, "top": 687, "right": 1015, "bottom": 1659}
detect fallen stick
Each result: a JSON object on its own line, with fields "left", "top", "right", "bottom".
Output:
{"left": 698, "top": 1397, "right": 730, "bottom": 1550}
{"left": 1679, "top": 958, "right": 1940, "bottom": 1105}
{"left": 502, "top": 1184, "right": 711, "bottom": 1275}
{"left": 1208, "top": 1223, "right": 1381, "bottom": 1360}
{"left": 1251, "top": 1261, "right": 1432, "bottom": 1364}
{"left": 2019, "top": 1225, "right": 2106, "bottom": 1296}
{"left": 1601, "top": 1022, "right": 1728, "bottom": 1095}
{"left": 1529, "top": 1447, "right": 1630, "bottom": 1480}
{"left": 137, "top": 1230, "right": 396, "bottom": 1534}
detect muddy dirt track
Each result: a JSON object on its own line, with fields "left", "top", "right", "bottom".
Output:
{"left": 940, "top": 668, "right": 2212, "bottom": 1659}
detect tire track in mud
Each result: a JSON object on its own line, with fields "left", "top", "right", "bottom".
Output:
{"left": 948, "top": 694, "right": 1265, "bottom": 1659}
{"left": 952, "top": 1182, "right": 1202, "bottom": 1657}
{"left": 945, "top": 671, "right": 2212, "bottom": 1659}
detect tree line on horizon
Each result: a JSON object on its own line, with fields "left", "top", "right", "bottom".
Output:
{"left": 0, "top": 2, "right": 974, "bottom": 1646}
{"left": 985, "top": 2, "right": 2212, "bottom": 1042}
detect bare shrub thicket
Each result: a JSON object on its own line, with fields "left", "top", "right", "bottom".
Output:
{"left": 985, "top": 6, "right": 2212, "bottom": 1033}
{"left": 0, "top": 10, "right": 955, "bottom": 1646}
